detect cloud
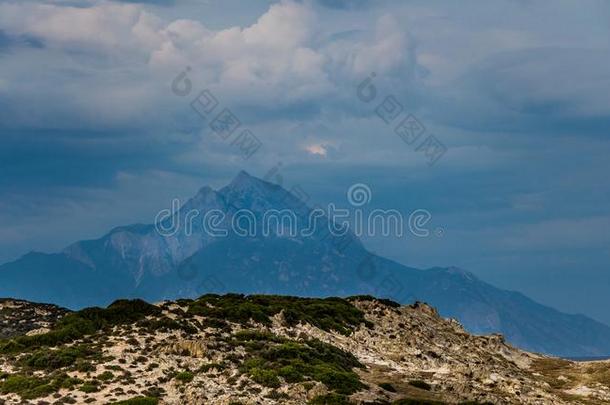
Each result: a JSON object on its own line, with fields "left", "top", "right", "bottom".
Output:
{"left": 115, "top": 0, "right": 175, "bottom": 4}
{"left": 311, "top": 0, "right": 369, "bottom": 10}
{"left": 425, "top": 47, "right": 610, "bottom": 135}
{"left": 0, "top": 0, "right": 423, "bottom": 128}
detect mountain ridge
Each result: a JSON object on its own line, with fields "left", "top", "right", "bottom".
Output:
{"left": 1, "top": 171, "right": 609, "bottom": 357}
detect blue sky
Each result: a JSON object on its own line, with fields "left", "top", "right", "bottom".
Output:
{"left": 1, "top": 0, "right": 610, "bottom": 323}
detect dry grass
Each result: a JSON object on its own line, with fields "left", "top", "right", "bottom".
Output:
{"left": 531, "top": 357, "right": 610, "bottom": 404}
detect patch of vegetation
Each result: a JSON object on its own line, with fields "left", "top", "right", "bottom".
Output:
{"left": 0, "top": 374, "right": 54, "bottom": 399}
{"left": 308, "top": 393, "right": 353, "bottom": 404}
{"left": 379, "top": 382, "right": 397, "bottom": 392}
{"left": 197, "top": 363, "right": 226, "bottom": 373}
{"left": 0, "top": 373, "right": 82, "bottom": 399}
{"left": 113, "top": 397, "right": 160, "bottom": 405}
{"left": 79, "top": 381, "right": 100, "bottom": 393}
{"left": 408, "top": 380, "right": 432, "bottom": 390}
{"left": 249, "top": 367, "right": 280, "bottom": 388}
{"left": 188, "top": 294, "right": 372, "bottom": 335}
{"left": 137, "top": 317, "right": 197, "bottom": 334}
{"left": 20, "top": 344, "right": 100, "bottom": 370}
{"left": 234, "top": 330, "right": 365, "bottom": 395}
{"left": 174, "top": 371, "right": 194, "bottom": 383}
{"left": 200, "top": 317, "right": 230, "bottom": 329}
{"left": 0, "top": 299, "right": 160, "bottom": 353}
{"left": 98, "top": 371, "right": 114, "bottom": 381}
{"left": 76, "top": 359, "right": 97, "bottom": 372}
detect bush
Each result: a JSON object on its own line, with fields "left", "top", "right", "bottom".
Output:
{"left": 198, "top": 363, "right": 225, "bottom": 373}
{"left": 79, "top": 382, "right": 99, "bottom": 393}
{"left": 188, "top": 294, "right": 371, "bottom": 335}
{"left": 235, "top": 330, "right": 364, "bottom": 395}
{"left": 114, "top": 397, "right": 159, "bottom": 405}
{"left": 310, "top": 365, "right": 365, "bottom": 395}
{"left": 174, "top": 371, "right": 194, "bottom": 383}
{"left": 278, "top": 365, "right": 304, "bottom": 383}
{"left": 0, "top": 373, "right": 82, "bottom": 399}
{"left": 98, "top": 371, "right": 114, "bottom": 381}
{"left": 76, "top": 360, "right": 96, "bottom": 372}
{"left": 137, "top": 317, "right": 197, "bottom": 334}
{"left": 249, "top": 368, "right": 280, "bottom": 388}
{"left": 20, "top": 345, "right": 99, "bottom": 370}
{"left": 0, "top": 375, "right": 54, "bottom": 399}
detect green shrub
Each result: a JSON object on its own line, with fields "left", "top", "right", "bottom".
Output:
{"left": 98, "top": 371, "right": 114, "bottom": 381}
{"left": 76, "top": 360, "right": 97, "bottom": 372}
{"left": 137, "top": 317, "right": 197, "bottom": 334}
{"left": 0, "top": 372, "right": 85, "bottom": 400}
{"left": 249, "top": 368, "right": 280, "bottom": 388}
{"left": 235, "top": 330, "right": 364, "bottom": 395}
{"left": 310, "top": 365, "right": 365, "bottom": 395}
{"left": 198, "top": 363, "right": 226, "bottom": 373}
{"left": 174, "top": 371, "right": 194, "bottom": 383}
{"left": 58, "top": 375, "right": 83, "bottom": 389}
{"left": 20, "top": 345, "right": 99, "bottom": 370}
{"left": 113, "top": 397, "right": 160, "bottom": 405}
{"left": 79, "top": 382, "right": 99, "bottom": 393}
{"left": 0, "top": 375, "right": 54, "bottom": 399}
{"left": 188, "top": 294, "right": 371, "bottom": 335}
{"left": 278, "top": 365, "right": 304, "bottom": 383}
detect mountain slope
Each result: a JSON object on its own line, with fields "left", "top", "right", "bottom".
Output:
{"left": 1, "top": 171, "right": 609, "bottom": 357}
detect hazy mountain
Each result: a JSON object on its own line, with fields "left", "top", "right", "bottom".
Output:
{"left": 1, "top": 171, "right": 610, "bottom": 357}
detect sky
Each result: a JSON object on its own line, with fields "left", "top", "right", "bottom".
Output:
{"left": 1, "top": 0, "right": 610, "bottom": 323}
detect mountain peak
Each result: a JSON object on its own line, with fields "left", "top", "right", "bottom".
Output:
{"left": 220, "top": 170, "right": 280, "bottom": 202}
{"left": 195, "top": 185, "right": 214, "bottom": 197}
{"left": 229, "top": 170, "right": 255, "bottom": 185}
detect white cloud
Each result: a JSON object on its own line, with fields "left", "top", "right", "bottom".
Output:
{"left": 0, "top": 0, "right": 421, "bottom": 128}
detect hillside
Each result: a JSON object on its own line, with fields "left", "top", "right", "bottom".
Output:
{"left": 0, "top": 295, "right": 609, "bottom": 405}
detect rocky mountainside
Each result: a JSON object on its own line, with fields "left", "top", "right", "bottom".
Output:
{"left": 0, "top": 295, "right": 609, "bottom": 405}
{"left": 1, "top": 171, "right": 610, "bottom": 357}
